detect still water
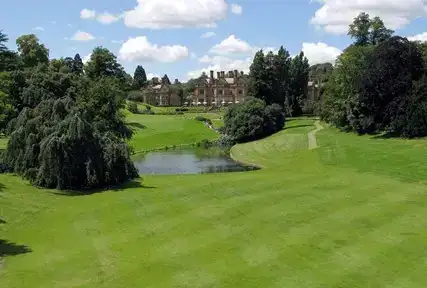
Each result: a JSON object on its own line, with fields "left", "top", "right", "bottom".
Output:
{"left": 133, "top": 148, "right": 259, "bottom": 175}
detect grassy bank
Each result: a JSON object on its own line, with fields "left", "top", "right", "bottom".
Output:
{"left": 2, "top": 117, "right": 427, "bottom": 287}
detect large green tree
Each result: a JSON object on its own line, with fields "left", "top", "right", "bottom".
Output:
{"left": 348, "top": 13, "right": 393, "bottom": 46}
{"left": 72, "top": 53, "right": 84, "bottom": 75}
{"left": 289, "top": 52, "right": 310, "bottom": 116}
{"left": 248, "top": 50, "right": 270, "bottom": 104}
{"left": 16, "top": 34, "right": 49, "bottom": 68}
{"left": 133, "top": 65, "right": 147, "bottom": 89}
{"left": 85, "top": 47, "right": 125, "bottom": 80}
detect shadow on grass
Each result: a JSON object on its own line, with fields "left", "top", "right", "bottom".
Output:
{"left": 371, "top": 131, "right": 402, "bottom": 139}
{"left": 127, "top": 122, "right": 146, "bottom": 130}
{"left": 0, "top": 240, "right": 31, "bottom": 257}
{"left": 285, "top": 124, "right": 313, "bottom": 130}
{"left": 0, "top": 183, "right": 6, "bottom": 192}
{"left": 52, "top": 179, "right": 156, "bottom": 197}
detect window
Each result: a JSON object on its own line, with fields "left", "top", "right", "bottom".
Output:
{"left": 238, "top": 90, "right": 243, "bottom": 94}
{"left": 218, "top": 89, "right": 223, "bottom": 95}
{"left": 199, "top": 89, "right": 204, "bottom": 94}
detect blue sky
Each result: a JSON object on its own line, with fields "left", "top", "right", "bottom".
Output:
{"left": 2, "top": 0, "right": 427, "bottom": 81}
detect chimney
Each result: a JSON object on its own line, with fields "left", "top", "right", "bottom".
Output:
{"left": 152, "top": 77, "right": 159, "bottom": 84}
{"left": 228, "top": 71, "right": 233, "bottom": 78}
{"left": 174, "top": 79, "right": 179, "bottom": 84}
{"left": 240, "top": 71, "right": 244, "bottom": 76}
{"left": 217, "top": 72, "right": 220, "bottom": 79}
{"left": 221, "top": 71, "right": 225, "bottom": 78}
{"left": 210, "top": 70, "right": 214, "bottom": 79}
{"left": 234, "top": 70, "right": 238, "bottom": 79}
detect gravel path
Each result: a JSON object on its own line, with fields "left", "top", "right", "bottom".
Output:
{"left": 308, "top": 120, "right": 324, "bottom": 150}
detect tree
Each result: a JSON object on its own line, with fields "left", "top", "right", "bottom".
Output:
{"left": 0, "top": 30, "right": 8, "bottom": 53}
{"left": 223, "top": 97, "right": 285, "bottom": 143}
{"left": 85, "top": 47, "right": 125, "bottom": 80}
{"left": 0, "top": 31, "right": 20, "bottom": 72}
{"left": 133, "top": 65, "right": 147, "bottom": 89}
{"left": 348, "top": 12, "right": 371, "bottom": 46}
{"left": 370, "top": 17, "right": 394, "bottom": 45}
{"left": 248, "top": 50, "right": 270, "bottom": 103}
{"left": 321, "top": 44, "right": 373, "bottom": 130}
{"left": 348, "top": 13, "right": 393, "bottom": 46}
{"left": 72, "top": 54, "right": 83, "bottom": 75}
{"left": 3, "top": 70, "right": 137, "bottom": 190}
{"left": 289, "top": 52, "right": 310, "bottom": 116}
{"left": 354, "top": 36, "right": 424, "bottom": 134}
{"left": 162, "top": 74, "right": 171, "bottom": 85}
{"left": 274, "top": 46, "right": 292, "bottom": 107}
{"left": 16, "top": 34, "right": 49, "bottom": 68}
{"left": 0, "top": 72, "right": 16, "bottom": 133}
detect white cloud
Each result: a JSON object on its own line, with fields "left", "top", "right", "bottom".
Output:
{"left": 301, "top": 42, "right": 342, "bottom": 65}
{"left": 147, "top": 73, "right": 160, "bottom": 79}
{"left": 71, "top": 31, "right": 95, "bottom": 41}
{"left": 97, "top": 12, "right": 121, "bottom": 24}
{"left": 80, "top": 8, "right": 96, "bottom": 19}
{"left": 201, "top": 31, "right": 216, "bottom": 38}
{"left": 311, "top": 0, "right": 427, "bottom": 34}
{"left": 187, "top": 55, "right": 252, "bottom": 80}
{"left": 408, "top": 32, "right": 427, "bottom": 42}
{"left": 123, "top": 0, "right": 228, "bottom": 29}
{"left": 82, "top": 54, "right": 91, "bottom": 64}
{"left": 231, "top": 4, "right": 242, "bottom": 15}
{"left": 119, "top": 36, "right": 189, "bottom": 63}
{"left": 33, "top": 26, "right": 44, "bottom": 31}
{"left": 209, "top": 35, "right": 254, "bottom": 55}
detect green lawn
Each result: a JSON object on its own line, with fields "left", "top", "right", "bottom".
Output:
{"left": 2, "top": 118, "right": 427, "bottom": 287}
{"left": 127, "top": 114, "right": 218, "bottom": 152}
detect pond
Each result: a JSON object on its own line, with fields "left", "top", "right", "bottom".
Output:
{"left": 132, "top": 148, "right": 259, "bottom": 175}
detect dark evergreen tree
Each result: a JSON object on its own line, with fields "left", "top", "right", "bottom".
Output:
{"left": 132, "top": 65, "right": 147, "bottom": 89}
{"left": 289, "top": 52, "right": 310, "bottom": 116}
{"left": 248, "top": 50, "right": 270, "bottom": 104}
{"left": 72, "top": 54, "right": 83, "bottom": 75}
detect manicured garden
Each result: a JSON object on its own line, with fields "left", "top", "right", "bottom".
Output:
{"left": 2, "top": 116, "right": 427, "bottom": 287}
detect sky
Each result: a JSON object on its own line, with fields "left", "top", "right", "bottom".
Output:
{"left": 2, "top": 0, "right": 427, "bottom": 81}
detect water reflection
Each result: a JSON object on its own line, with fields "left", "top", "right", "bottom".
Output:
{"left": 133, "top": 148, "right": 258, "bottom": 175}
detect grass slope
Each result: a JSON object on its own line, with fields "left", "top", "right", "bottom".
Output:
{"left": 127, "top": 114, "right": 218, "bottom": 152}
{"left": 2, "top": 118, "right": 427, "bottom": 287}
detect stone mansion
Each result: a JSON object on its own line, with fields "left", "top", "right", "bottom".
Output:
{"left": 140, "top": 70, "right": 321, "bottom": 107}
{"left": 193, "top": 70, "right": 249, "bottom": 106}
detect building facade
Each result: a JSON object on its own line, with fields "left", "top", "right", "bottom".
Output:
{"left": 142, "top": 76, "right": 182, "bottom": 106}
{"left": 193, "top": 70, "right": 249, "bottom": 106}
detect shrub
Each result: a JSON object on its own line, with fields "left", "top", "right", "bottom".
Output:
{"left": 127, "top": 101, "right": 138, "bottom": 114}
{"left": 223, "top": 97, "right": 285, "bottom": 143}
{"left": 127, "top": 90, "right": 144, "bottom": 102}
{"left": 195, "top": 115, "right": 212, "bottom": 125}
{"left": 175, "top": 107, "right": 188, "bottom": 112}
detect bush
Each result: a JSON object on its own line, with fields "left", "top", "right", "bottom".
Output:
{"left": 175, "top": 107, "right": 188, "bottom": 112}
{"left": 223, "top": 97, "right": 285, "bottom": 143}
{"left": 127, "top": 90, "right": 144, "bottom": 102}
{"left": 127, "top": 102, "right": 138, "bottom": 114}
{"left": 195, "top": 115, "right": 212, "bottom": 125}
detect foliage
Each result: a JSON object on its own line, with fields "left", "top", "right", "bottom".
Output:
{"left": 194, "top": 115, "right": 213, "bottom": 126}
{"left": 1, "top": 50, "right": 137, "bottom": 189}
{"left": 322, "top": 14, "right": 427, "bottom": 138}
{"left": 72, "top": 54, "right": 84, "bottom": 75}
{"left": 248, "top": 48, "right": 308, "bottom": 116}
{"left": 133, "top": 65, "right": 147, "bottom": 89}
{"left": 16, "top": 34, "right": 49, "bottom": 68}
{"left": 348, "top": 12, "right": 393, "bottom": 46}
{"left": 128, "top": 101, "right": 138, "bottom": 114}
{"left": 85, "top": 47, "right": 126, "bottom": 83}
{"left": 289, "top": 52, "right": 310, "bottom": 116}
{"left": 223, "top": 97, "right": 285, "bottom": 143}
{"left": 0, "top": 72, "right": 16, "bottom": 133}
